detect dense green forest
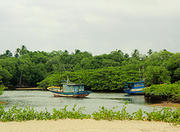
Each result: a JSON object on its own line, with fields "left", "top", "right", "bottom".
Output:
{"left": 0, "top": 45, "right": 179, "bottom": 91}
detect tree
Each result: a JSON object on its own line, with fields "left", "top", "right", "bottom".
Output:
{"left": 15, "top": 48, "right": 20, "bottom": 58}
{"left": 78, "top": 57, "right": 94, "bottom": 69}
{"left": 75, "top": 49, "right": 81, "bottom": 54}
{"left": 144, "top": 50, "right": 173, "bottom": 67}
{"left": 165, "top": 53, "right": 180, "bottom": 83}
{"left": 0, "top": 46, "right": 178, "bottom": 90}
{"left": 17, "top": 54, "right": 47, "bottom": 87}
{"left": 0, "top": 82, "right": 6, "bottom": 95}
{"left": 132, "top": 49, "right": 140, "bottom": 59}
{"left": 0, "top": 50, "right": 13, "bottom": 58}
{"left": 15, "top": 45, "right": 29, "bottom": 58}
{"left": 144, "top": 66, "right": 171, "bottom": 86}
{"left": 19, "top": 45, "right": 29, "bottom": 55}
{"left": 0, "top": 65, "right": 12, "bottom": 86}
{"left": 147, "top": 49, "right": 153, "bottom": 56}
{"left": 38, "top": 66, "right": 140, "bottom": 91}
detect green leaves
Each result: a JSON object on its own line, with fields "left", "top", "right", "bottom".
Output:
{"left": 144, "top": 83, "right": 180, "bottom": 102}
{"left": 0, "top": 65, "right": 13, "bottom": 86}
{"left": 144, "top": 66, "right": 171, "bottom": 86}
{"left": 38, "top": 66, "right": 139, "bottom": 91}
{"left": 0, "top": 104, "right": 179, "bottom": 125}
{"left": 0, "top": 84, "right": 6, "bottom": 95}
{"left": 0, "top": 47, "right": 179, "bottom": 90}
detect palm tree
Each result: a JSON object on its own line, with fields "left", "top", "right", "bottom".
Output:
{"left": 15, "top": 48, "right": 20, "bottom": 58}
{"left": 5, "top": 50, "right": 12, "bottom": 57}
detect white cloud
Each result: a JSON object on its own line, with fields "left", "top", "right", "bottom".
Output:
{"left": 0, "top": 0, "right": 180, "bottom": 55}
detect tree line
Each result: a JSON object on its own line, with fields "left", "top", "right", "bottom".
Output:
{"left": 0, "top": 45, "right": 179, "bottom": 91}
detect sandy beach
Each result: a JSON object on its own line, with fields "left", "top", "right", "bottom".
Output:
{"left": 0, "top": 119, "right": 179, "bottom": 132}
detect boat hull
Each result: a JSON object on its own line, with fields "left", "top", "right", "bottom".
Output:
{"left": 124, "top": 88, "right": 144, "bottom": 94}
{"left": 53, "top": 93, "right": 89, "bottom": 97}
{"left": 124, "top": 80, "right": 145, "bottom": 95}
{"left": 48, "top": 87, "right": 91, "bottom": 98}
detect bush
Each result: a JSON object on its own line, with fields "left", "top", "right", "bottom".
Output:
{"left": 0, "top": 85, "right": 6, "bottom": 95}
{"left": 0, "top": 104, "right": 179, "bottom": 125}
{"left": 144, "top": 83, "right": 180, "bottom": 102}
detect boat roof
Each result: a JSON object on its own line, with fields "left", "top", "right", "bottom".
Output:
{"left": 125, "top": 81, "right": 144, "bottom": 84}
{"left": 62, "top": 83, "right": 84, "bottom": 86}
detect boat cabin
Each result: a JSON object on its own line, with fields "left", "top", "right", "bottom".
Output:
{"left": 62, "top": 83, "right": 85, "bottom": 93}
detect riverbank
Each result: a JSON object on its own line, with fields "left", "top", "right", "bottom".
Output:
{"left": 148, "top": 101, "right": 180, "bottom": 108}
{"left": 0, "top": 101, "right": 7, "bottom": 104}
{"left": 15, "top": 87, "right": 43, "bottom": 90}
{"left": 0, "top": 119, "right": 179, "bottom": 132}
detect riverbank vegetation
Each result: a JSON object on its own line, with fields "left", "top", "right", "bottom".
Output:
{"left": 0, "top": 46, "right": 179, "bottom": 90}
{"left": 37, "top": 67, "right": 140, "bottom": 91}
{"left": 144, "top": 82, "right": 180, "bottom": 102}
{"left": 0, "top": 82, "right": 6, "bottom": 95}
{"left": 0, "top": 46, "right": 179, "bottom": 101}
{"left": 0, "top": 85, "right": 5, "bottom": 95}
{"left": 0, "top": 104, "right": 179, "bottom": 125}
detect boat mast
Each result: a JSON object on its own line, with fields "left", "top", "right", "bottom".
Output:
{"left": 67, "top": 76, "right": 70, "bottom": 84}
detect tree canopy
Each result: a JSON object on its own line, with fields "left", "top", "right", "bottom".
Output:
{"left": 0, "top": 46, "right": 179, "bottom": 91}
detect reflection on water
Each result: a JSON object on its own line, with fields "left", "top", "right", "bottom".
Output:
{"left": 0, "top": 90, "right": 154, "bottom": 114}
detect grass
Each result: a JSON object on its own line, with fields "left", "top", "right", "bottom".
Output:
{"left": 0, "top": 104, "right": 179, "bottom": 125}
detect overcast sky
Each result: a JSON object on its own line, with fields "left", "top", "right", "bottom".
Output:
{"left": 0, "top": 0, "right": 180, "bottom": 55}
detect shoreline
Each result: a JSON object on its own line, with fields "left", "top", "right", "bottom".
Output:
{"left": 0, "top": 101, "right": 7, "bottom": 104}
{"left": 0, "top": 119, "right": 179, "bottom": 132}
{"left": 147, "top": 101, "right": 180, "bottom": 108}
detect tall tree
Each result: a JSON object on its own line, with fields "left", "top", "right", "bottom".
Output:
{"left": 132, "top": 49, "right": 140, "bottom": 59}
{"left": 144, "top": 66, "right": 171, "bottom": 86}
{"left": 165, "top": 53, "right": 180, "bottom": 83}
{"left": 147, "top": 49, "right": 153, "bottom": 56}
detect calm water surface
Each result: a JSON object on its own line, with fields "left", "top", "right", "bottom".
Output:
{"left": 1, "top": 90, "right": 155, "bottom": 114}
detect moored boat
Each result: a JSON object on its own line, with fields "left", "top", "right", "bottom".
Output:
{"left": 47, "top": 83, "right": 91, "bottom": 97}
{"left": 124, "top": 80, "right": 145, "bottom": 94}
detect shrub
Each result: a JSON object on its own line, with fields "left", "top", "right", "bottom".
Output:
{"left": 144, "top": 83, "right": 180, "bottom": 102}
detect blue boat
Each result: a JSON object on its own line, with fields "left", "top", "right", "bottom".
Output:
{"left": 124, "top": 80, "right": 145, "bottom": 94}
{"left": 47, "top": 83, "right": 91, "bottom": 97}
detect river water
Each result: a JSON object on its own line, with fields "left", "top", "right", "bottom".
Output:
{"left": 0, "top": 90, "right": 155, "bottom": 114}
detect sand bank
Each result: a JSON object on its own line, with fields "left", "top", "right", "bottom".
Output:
{"left": 149, "top": 101, "right": 180, "bottom": 108}
{"left": 0, "top": 119, "right": 179, "bottom": 132}
{"left": 0, "top": 101, "right": 7, "bottom": 104}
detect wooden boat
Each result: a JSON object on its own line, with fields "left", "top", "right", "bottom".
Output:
{"left": 47, "top": 83, "right": 91, "bottom": 97}
{"left": 124, "top": 80, "right": 145, "bottom": 94}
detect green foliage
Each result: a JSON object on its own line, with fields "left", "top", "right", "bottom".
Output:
{"left": 144, "top": 66, "right": 171, "bottom": 86}
{"left": 144, "top": 50, "right": 173, "bottom": 66}
{"left": 0, "top": 104, "right": 179, "bottom": 125}
{"left": 92, "top": 104, "right": 132, "bottom": 120}
{"left": 52, "top": 104, "right": 90, "bottom": 120}
{"left": 0, "top": 46, "right": 179, "bottom": 91}
{"left": 37, "top": 74, "right": 61, "bottom": 88}
{"left": 0, "top": 104, "right": 90, "bottom": 122}
{"left": 38, "top": 66, "right": 140, "bottom": 91}
{"left": 144, "top": 83, "right": 180, "bottom": 101}
{"left": 144, "top": 107, "right": 180, "bottom": 124}
{"left": 0, "top": 50, "right": 13, "bottom": 58}
{"left": 165, "top": 53, "right": 180, "bottom": 83}
{"left": 0, "top": 84, "right": 6, "bottom": 95}
{"left": 0, "top": 65, "right": 13, "bottom": 86}
{"left": 132, "top": 109, "right": 144, "bottom": 120}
